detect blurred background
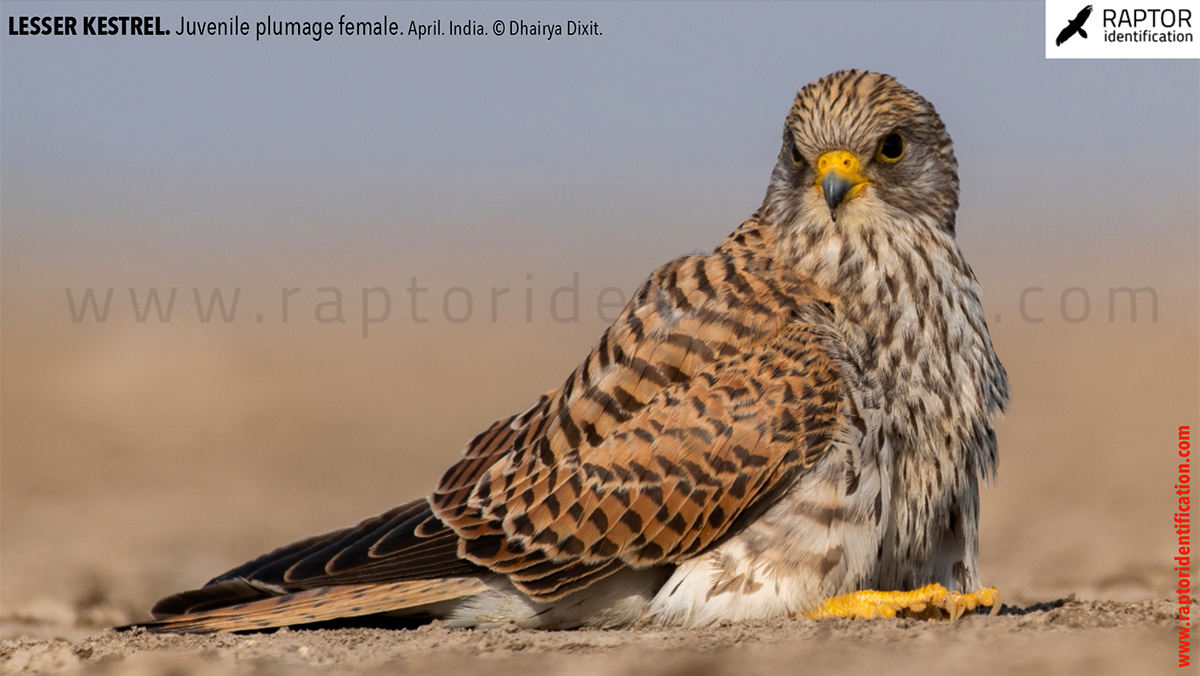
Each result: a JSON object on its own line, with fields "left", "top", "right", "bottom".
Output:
{"left": 2, "top": 0, "right": 1197, "bottom": 634}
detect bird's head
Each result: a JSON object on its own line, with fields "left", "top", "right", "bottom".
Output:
{"left": 765, "top": 70, "right": 960, "bottom": 236}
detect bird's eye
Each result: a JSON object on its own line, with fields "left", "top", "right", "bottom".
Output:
{"left": 876, "top": 133, "right": 905, "bottom": 162}
{"left": 790, "top": 143, "right": 803, "bottom": 165}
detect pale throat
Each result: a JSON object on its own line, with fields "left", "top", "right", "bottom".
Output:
{"left": 779, "top": 203, "right": 960, "bottom": 295}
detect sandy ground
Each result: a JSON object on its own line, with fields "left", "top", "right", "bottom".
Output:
{"left": 0, "top": 599, "right": 1186, "bottom": 676}
{"left": 2, "top": 263, "right": 1197, "bottom": 674}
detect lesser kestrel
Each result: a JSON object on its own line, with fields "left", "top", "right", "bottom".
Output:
{"left": 131, "top": 70, "right": 1009, "bottom": 632}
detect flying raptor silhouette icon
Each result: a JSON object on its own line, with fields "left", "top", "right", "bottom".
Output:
{"left": 1056, "top": 5, "right": 1093, "bottom": 46}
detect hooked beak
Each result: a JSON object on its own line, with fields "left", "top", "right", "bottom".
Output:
{"left": 815, "top": 150, "right": 870, "bottom": 222}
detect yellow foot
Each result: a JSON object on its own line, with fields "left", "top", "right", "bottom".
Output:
{"left": 803, "top": 584, "right": 1001, "bottom": 621}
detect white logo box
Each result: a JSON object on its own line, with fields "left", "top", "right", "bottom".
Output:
{"left": 1046, "top": 0, "right": 1200, "bottom": 58}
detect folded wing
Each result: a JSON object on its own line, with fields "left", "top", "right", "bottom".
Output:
{"left": 139, "top": 223, "right": 860, "bottom": 630}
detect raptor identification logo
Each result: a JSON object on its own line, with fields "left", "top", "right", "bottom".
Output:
{"left": 1045, "top": 0, "right": 1199, "bottom": 58}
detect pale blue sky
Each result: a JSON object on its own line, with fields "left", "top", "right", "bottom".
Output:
{"left": 2, "top": 1, "right": 1197, "bottom": 293}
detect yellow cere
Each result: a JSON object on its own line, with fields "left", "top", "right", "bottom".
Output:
{"left": 815, "top": 149, "right": 870, "bottom": 202}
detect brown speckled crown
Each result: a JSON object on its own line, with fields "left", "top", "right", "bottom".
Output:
{"left": 766, "top": 70, "right": 959, "bottom": 234}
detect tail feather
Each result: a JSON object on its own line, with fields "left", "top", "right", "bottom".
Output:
{"left": 150, "top": 578, "right": 286, "bottom": 617}
{"left": 128, "top": 577, "right": 488, "bottom": 633}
